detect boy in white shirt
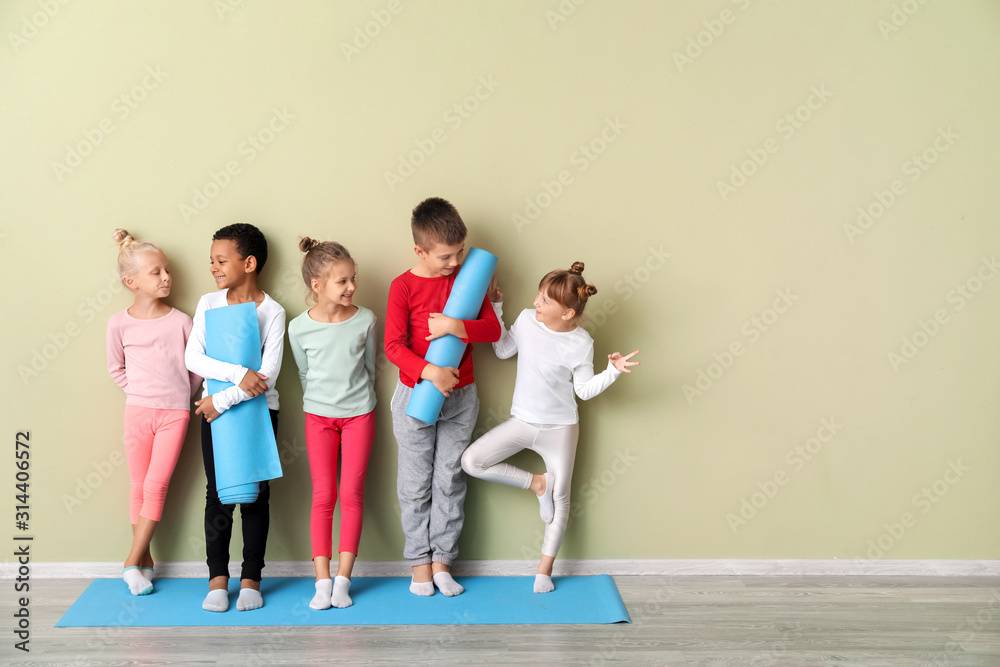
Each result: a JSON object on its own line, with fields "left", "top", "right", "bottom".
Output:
{"left": 185, "top": 223, "right": 285, "bottom": 613}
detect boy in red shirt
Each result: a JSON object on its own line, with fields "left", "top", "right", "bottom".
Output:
{"left": 385, "top": 197, "right": 500, "bottom": 597}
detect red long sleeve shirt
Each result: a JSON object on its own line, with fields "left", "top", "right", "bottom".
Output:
{"left": 384, "top": 268, "right": 501, "bottom": 388}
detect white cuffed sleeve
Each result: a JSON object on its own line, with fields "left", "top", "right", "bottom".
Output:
{"left": 572, "top": 350, "right": 622, "bottom": 401}
{"left": 491, "top": 302, "right": 519, "bottom": 360}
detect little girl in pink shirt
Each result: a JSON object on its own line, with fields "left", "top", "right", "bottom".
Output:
{"left": 106, "top": 229, "right": 201, "bottom": 595}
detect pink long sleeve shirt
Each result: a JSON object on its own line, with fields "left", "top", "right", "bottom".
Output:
{"left": 106, "top": 308, "right": 202, "bottom": 410}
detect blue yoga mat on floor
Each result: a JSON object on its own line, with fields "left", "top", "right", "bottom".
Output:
{"left": 55, "top": 576, "right": 630, "bottom": 627}
{"left": 205, "top": 301, "right": 282, "bottom": 504}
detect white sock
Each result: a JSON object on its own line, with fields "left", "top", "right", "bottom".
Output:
{"left": 537, "top": 472, "right": 555, "bottom": 524}
{"left": 331, "top": 575, "right": 353, "bottom": 608}
{"left": 141, "top": 566, "right": 154, "bottom": 582}
{"left": 409, "top": 578, "right": 434, "bottom": 596}
{"left": 310, "top": 579, "right": 332, "bottom": 610}
{"left": 202, "top": 588, "right": 229, "bottom": 612}
{"left": 432, "top": 571, "right": 465, "bottom": 597}
{"left": 237, "top": 588, "right": 264, "bottom": 611}
{"left": 123, "top": 566, "right": 152, "bottom": 596}
{"left": 534, "top": 574, "right": 555, "bottom": 594}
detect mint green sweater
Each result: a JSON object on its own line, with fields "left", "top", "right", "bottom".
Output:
{"left": 287, "top": 306, "right": 377, "bottom": 418}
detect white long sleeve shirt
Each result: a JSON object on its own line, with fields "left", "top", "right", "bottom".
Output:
{"left": 492, "top": 303, "right": 620, "bottom": 425}
{"left": 184, "top": 289, "right": 286, "bottom": 414}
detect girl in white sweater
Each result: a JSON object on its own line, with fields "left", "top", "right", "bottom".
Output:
{"left": 461, "top": 262, "right": 639, "bottom": 593}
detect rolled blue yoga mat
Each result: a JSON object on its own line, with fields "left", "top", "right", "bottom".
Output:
{"left": 406, "top": 247, "right": 498, "bottom": 425}
{"left": 205, "top": 301, "right": 282, "bottom": 504}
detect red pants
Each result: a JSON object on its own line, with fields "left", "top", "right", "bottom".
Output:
{"left": 305, "top": 411, "right": 375, "bottom": 558}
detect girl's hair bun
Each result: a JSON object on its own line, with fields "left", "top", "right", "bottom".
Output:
{"left": 299, "top": 240, "right": 356, "bottom": 305}
{"left": 112, "top": 228, "right": 134, "bottom": 247}
{"left": 538, "top": 260, "right": 596, "bottom": 319}
{"left": 299, "top": 236, "right": 321, "bottom": 253}
{"left": 112, "top": 229, "right": 160, "bottom": 282}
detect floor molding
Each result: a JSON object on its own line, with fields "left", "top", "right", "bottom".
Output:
{"left": 5, "top": 559, "right": 1000, "bottom": 579}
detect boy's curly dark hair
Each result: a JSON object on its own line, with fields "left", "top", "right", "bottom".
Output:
{"left": 213, "top": 223, "right": 268, "bottom": 274}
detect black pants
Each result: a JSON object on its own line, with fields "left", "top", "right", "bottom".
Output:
{"left": 201, "top": 410, "right": 277, "bottom": 581}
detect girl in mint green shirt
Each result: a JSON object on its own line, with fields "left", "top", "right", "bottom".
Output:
{"left": 288, "top": 238, "right": 376, "bottom": 611}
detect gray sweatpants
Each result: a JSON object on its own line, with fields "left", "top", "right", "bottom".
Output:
{"left": 391, "top": 380, "right": 480, "bottom": 566}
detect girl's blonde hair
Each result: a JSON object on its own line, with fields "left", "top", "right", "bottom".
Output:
{"left": 112, "top": 228, "right": 160, "bottom": 282}
{"left": 299, "top": 237, "right": 355, "bottom": 303}
{"left": 539, "top": 261, "right": 598, "bottom": 318}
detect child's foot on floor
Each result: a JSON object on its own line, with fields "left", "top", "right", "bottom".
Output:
{"left": 409, "top": 577, "right": 434, "bottom": 596}
{"left": 202, "top": 589, "right": 229, "bottom": 612}
{"left": 331, "top": 575, "right": 353, "bottom": 608}
{"left": 433, "top": 571, "right": 464, "bottom": 597}
{"left": 123, "top": 566, "right": 153, "bottom": 596}
{"left": 237, "top": 588, "right": 263, "bottom": 611}
{"left": 534, "top": 573, "right": 555, "bottom": 593}
{"left": 310, "top": 579, "right": 332, "bottom": 610}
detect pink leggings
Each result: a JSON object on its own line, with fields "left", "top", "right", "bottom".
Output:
{"left": 123, "top": 405, "right": 189, "bottom": 524}
{"left": 306, "top": 411, "right": 375, "bottom": 559}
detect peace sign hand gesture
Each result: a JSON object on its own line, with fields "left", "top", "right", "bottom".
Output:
{"left": 609, "top": 350, "right": 641, "bottom": 374}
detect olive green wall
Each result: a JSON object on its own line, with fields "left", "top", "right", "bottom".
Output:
{"left": 2, "top": 1, "right": 998, "bottom": 565}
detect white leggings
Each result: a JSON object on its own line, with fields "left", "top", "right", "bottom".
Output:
{"left": 461, "top": 418, "right": 579, "bottom": 558}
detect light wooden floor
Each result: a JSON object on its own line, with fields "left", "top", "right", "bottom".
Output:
{"left": 9, "top": 576, "right": 1000, "bottom": 665}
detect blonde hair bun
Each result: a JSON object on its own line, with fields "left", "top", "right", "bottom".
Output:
{"left": 112, "top": 228, "right": 134, "bottom": 247}
{"left": 112, "top": 229, "right": 160, "bottom": 281}
{"left": 299, "top": 236, "right": 321, "bottom": 253}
